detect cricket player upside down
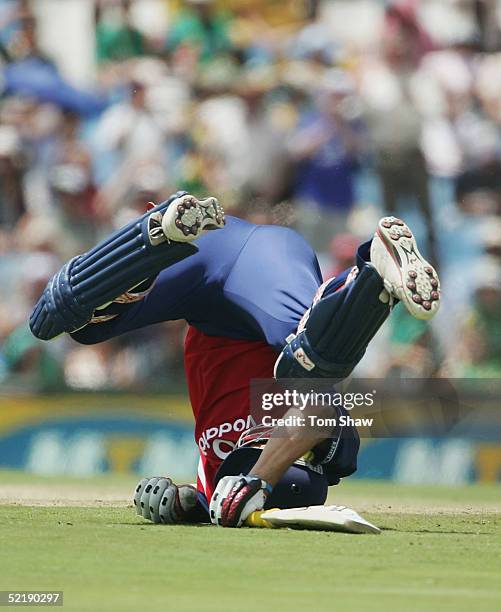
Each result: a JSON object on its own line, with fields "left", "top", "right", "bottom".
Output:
{"left": 29, "top": 192, "right": 441, "bottom": 527}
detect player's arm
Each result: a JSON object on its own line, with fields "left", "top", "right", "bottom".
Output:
{"left": 247, "top": 422, "right": 323, "bottom": 486}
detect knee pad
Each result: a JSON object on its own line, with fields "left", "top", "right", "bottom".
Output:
{"left": 274, "top": 258, "right": 392, "bottom": 379}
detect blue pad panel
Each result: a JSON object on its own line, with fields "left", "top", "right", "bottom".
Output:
{"left": 30, "top": 192, "right": 197, "bottom": 340}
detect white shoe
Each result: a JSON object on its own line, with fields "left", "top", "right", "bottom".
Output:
{"left": 370, "top": 216, "right": 441, "bottom": 320}
{"left": 161, "top": 194, "right": 225, "bottom": 242}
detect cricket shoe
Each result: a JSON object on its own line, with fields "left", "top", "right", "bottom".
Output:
{"left": 161, "top": 194, "right": 225, "bottom": 243}
{"left": 370, "top": 216, "right": 441, "bottom": 320}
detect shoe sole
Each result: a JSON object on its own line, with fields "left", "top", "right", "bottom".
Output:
{"left": 163, "top": 195, "right": 225, "bottom": 242}
{"left": 376, "top": 216, "right": 441, "bottom": 320}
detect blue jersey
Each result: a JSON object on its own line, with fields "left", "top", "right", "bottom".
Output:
{"left": 72, "top": 217, "right": 323, "bottom": 351}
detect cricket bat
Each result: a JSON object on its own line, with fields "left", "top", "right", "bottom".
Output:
{"left": 246, "top": 505, "right": 381, "bottom": 534}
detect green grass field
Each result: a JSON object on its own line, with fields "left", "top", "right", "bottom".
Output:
{"left": 0, "top": 471, "right": 500, "bottom": 611}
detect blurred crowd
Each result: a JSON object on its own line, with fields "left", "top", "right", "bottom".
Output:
{"left": 1, "top": 0, "right": 500, "bottom": 393}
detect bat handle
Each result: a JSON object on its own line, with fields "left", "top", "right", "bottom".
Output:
{"left": 245, "top": 509, "right": 279, "bottom": 529}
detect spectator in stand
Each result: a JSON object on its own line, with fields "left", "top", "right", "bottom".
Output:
{"left": 166, "top": 0, "right": 233, "bottom": 64}
{"left": 8, "top": 5, "right": 55, "bottom": 65}
{"left": 360, "top": 0, "right": 438, "bottom": 264}
{"left": 95, "top": 0, "right": 146, "bottom": 64}
{"left": 288, "top": 69, "right": 366, "bottom": 249}
{"left": 454, "top": 116, "right": 501, "bottom": 215}
{"left": 454, "top": 260, "right": 501, "bottom": 377}
{"left": 93, "top": 77, "right": 168, "bottom": 217}
{"left": 0, "top": 124, "right": 26, "bottom": 229}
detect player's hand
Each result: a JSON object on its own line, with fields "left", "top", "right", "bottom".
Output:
{"left": 210, "top": 475, "right": 273, "bottom": 527}
{"left": 133, "top": 477, "right": 198, "bottom": 524}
